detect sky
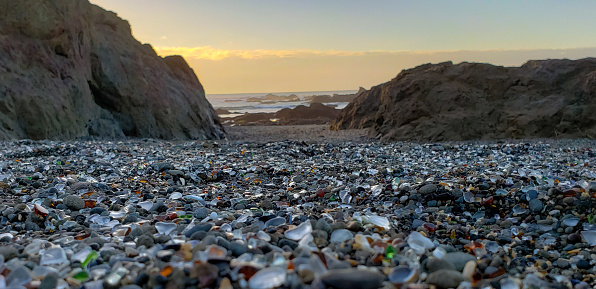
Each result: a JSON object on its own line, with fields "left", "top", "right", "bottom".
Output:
{"left": 90, "top": 0, "right": 596, "bottom": 94}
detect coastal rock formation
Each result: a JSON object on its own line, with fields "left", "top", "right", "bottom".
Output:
{"left": 246, "top": 93, "right": 300, "bottom": 103}
{"left": 0, "top": 0, "right": 224, "bottom": 140}
{"left": 331, "top": 58, "right": 596, "bottom": 141}
{"left": 305, "top": 88, "right": 363, "bottom": 104}
{"left": 223, "top": 103, "right": 340, "bottom": 126}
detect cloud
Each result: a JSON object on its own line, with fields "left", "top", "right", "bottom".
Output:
{"left": 154, "top": 46, "right": 596, "bottom": 62}
{"left": 155, "top": 46, "right": 366, "bottom": 60}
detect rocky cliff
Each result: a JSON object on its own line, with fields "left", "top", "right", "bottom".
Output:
{"left": 331, "top": 58, "right": 596, "bottom": 141}
{"left": 0, "top": 0, "right": 224, "bottom": 140}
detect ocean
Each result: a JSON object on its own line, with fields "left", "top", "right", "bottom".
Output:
{"left": 207, "top": 90, "right": 358, "bottom": 118}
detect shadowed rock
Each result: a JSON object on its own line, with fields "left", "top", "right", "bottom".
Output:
{"left": 331, "top": 58, "right": 596, "bottom": 141}
{"left": 0, "top": 0, "right": 224, "bottom": 140}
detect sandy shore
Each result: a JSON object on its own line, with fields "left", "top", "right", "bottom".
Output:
{"left": 223, "top": 124, "right": 373, "bottom": 143}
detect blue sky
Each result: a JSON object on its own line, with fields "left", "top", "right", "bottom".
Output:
{"left": 90, "top": 0, "right": 596, "bottom": 93}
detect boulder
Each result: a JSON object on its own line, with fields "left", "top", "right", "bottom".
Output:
{"left": 331, "top": 59, "right": 596, "bottom": 141}
{"left": 0, "top": 0, "right": 224, "bottom": 140}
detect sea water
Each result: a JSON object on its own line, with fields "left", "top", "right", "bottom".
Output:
{"left": 207, "top": 90, "right": 357, "bottom": 117}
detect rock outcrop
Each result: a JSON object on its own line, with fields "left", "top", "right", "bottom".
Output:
{"left": 305, "top": 88, "right": 363, "bottom": 104}
{"left": 331, "top": 58, "right": 596, "bottom": 141}
{"left": 223, "top": 103, "right": 340, "bottom": 126}
{"left": 0, "top": 0, "right": 224, "bottom": 140}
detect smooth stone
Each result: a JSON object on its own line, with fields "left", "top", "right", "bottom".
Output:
{"left": 193, "top": 262, "right": 219, "bottom": 287}
{"left": 577, "top": 259, "right": 591, "bottom": 269}
{"left": 38, "top": 272, "right": 59, "bottom": 289}
{"left": 123, "top": 214, "right": 138, "bottom": 224}
{"left": 426, "top": 258, "right": 456, "bottom": 273}
{"left": 63, "top": 195, "right": 85, "bottom": 211}
{"left": 427, "top": 269, "right": 465, "bottom": 289}
{"left": 278, "top": 239, "right": 299, "bottom": 250}
{"left": 190, "top": 231, "right": 208, "bottom": 241}
{"left": 136, "top": 235, "right": 154, "bottom": 248}
{"left": 315, "top": 218, "right": 333, "bottom": 234}
{"left": 320, "top": 268, "right": 384, "bottom": 289}
{"left": 0, "top": 245, "right": 18, "bottom": 260}
{"left": 193, "top": 207, "right": 209, "bottom": 219}
{"left": 184, "top": 223, "right": 213, "bottom": 237}
{"left": 418, "top": 184, "right": 437, "bottom": 195}
{"left": 443, "top": 252, "right": 476, "bottom": 271}
{"left": 529, "top": 199, "right": 544, "bottom": 213}
{"left": 229, "top": 242, "right": 248, "bottom": 257}
{"left": 347, "top": 220, "right": 362, "bottom": 232}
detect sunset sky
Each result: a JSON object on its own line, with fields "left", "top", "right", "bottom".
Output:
{"left": 90, "top": 0, "right": 596, "bottom": 94}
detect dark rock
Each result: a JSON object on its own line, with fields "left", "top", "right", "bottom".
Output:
{"left": 316, "top": 218, "right": 333, "bottom": 234}
{"left": 190, "top": 231, "right": 208, "bottom": 241}
{"left": 426, "top": 269, "right": 465, "bottom": 289}
{"left": 184, "top": 223, "right": 213, "bottom": 237}
{"left": 229, "top": 242, "right": 248, "bottom": 257}
{"left": 39, "top": 272, "right": 59, "bottom": 289}
{"left": 63, "top": 195, "right": 85, "bottom": 211}
{"left": 0, "top": 0, "right": 224, "bottom": 140}
{"left": 331, "top": 59, "right": 596, "bottom": 141}
{"left": 193, "top": 207, "right": 209, "bottom": 219}
{"left": 556, "top": 258, "right": 570, "bottom": 269}
{"left": 443, "top": 252, "right": 476, "bottom": 271}
{"left": 426, "top": 258, "right": 456, "bottom": 273}
{"left": 0, "top": 245, "right": 19, "bottom": 260}
{"left": 577, "top": 259, "right": 591, "bottom": 269}
{"left": 123, "top": 214, "right": 138, "bottom": 224}
{"left": 347, "top": 220, "right": 362, "bottom": 231}
{"left": 418, "top": 184, "right": 437, "bottom": 195}
{"left": 136, "top": 235, "right": 154, "bottom": 248}
{"left": 529, "top": 199, "right": 544, "bottom": 213}
{"left": 320, "top": 268, "right": 385, "bottom": 289}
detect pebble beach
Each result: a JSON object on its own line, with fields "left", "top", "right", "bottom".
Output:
{"left": 1, "top": 131, "right": 596, "bottom": 289}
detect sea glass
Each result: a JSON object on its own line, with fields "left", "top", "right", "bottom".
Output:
{"left": 563, "top": 218, "right": 579, "bottom": 227}
{"left": 367, "top": 215, "right": 391, "bottom": 230}
{"left": 388, "top": 266, "right": 418, "bottom": 284}
{"left": 329, "top": 229, "right": 353, "bottom": 243}
{"left": 407, "top": 231, "right": 434, "bottom": 254}
{"left": 581, "top": 230, "right": 596, "bottom": 246}
{"left": 138, "top": 201, "right": 153, "bottom": 210}
{"left": 264, "top": 217, "right": 286, "bottom": 228}
{"left": 40, "top": 247, "right": 68, "bottom": 266}
{"left": 248, "top": 267, "right": 287, "bottom": 289}
{"left": 155, "top": 222, "right": 177, "bottom": 235}
{"left": 284, "top": 221, "right": 312, "bottom": 241}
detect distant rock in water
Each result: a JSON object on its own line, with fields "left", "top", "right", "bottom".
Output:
{"left": 0, "top": 0, "right": 224, "bottom": 140}
{"left": 224, "top": 103, "right": 340, "bottom": 126}
{"left": 215, "top": 108, "right": 232, "bottom": 115}
{"left": 246, "top": 94, "right": 300, "bottom": 103}
{"left": 306, "top": 88, "right": 363, "bottom": 104}
{"left": 331, "top": 59, "right": 596, "bottom": 141}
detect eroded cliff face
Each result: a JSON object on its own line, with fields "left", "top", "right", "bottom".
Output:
{"left": 0, "top": 0, "right": 224, "bottom": 140}
{"left": 331, "top": 59, "right": 596, "bottom": 141}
